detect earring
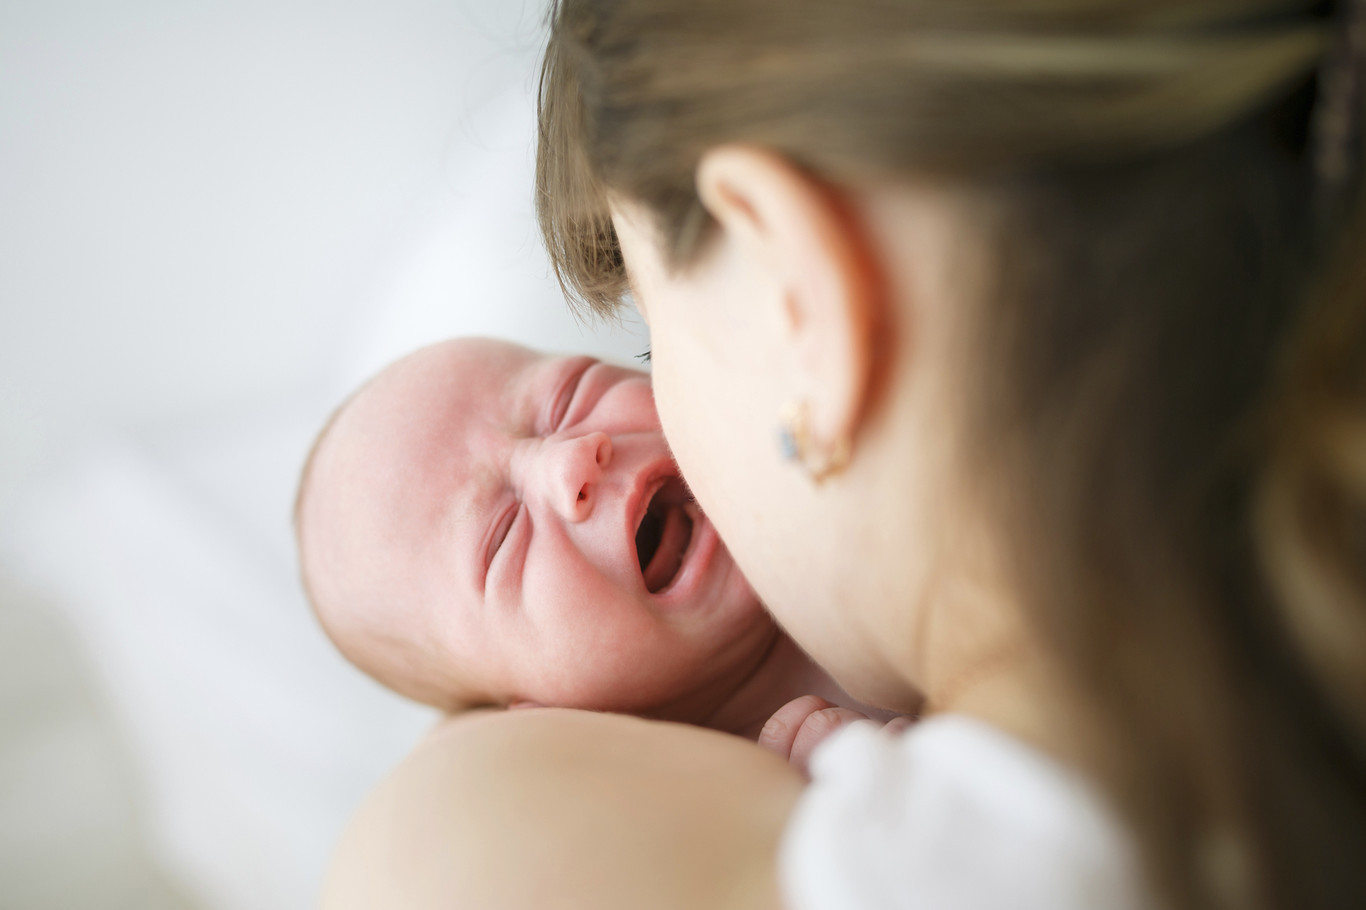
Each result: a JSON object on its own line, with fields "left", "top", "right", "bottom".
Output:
{"left": 777, "top": 400, "right": 850, "bottom": 483}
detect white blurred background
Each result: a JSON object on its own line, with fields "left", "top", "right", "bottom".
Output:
{"left": 0, "top": 2, "right": 648, "bottom": 907}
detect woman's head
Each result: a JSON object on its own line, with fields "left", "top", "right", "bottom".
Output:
{"left": 537, "top": 0, "right": 1330, "bottom": 676}
{"left": 608, "top": 171, "right": 995, "bottom": 713}
{"left": 537, "top": 1, "right": 1366, "bottom": 908}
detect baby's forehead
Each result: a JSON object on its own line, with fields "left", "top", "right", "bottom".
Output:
{"left": 331, "top": 340, "right": 542, "bottom": 444}
{"left": 301, "top": 337, "right": 581, "bottom": 550}
{"left": 305, "top": 339, "right": 561, "bottom": 535}
{"left": 368, "top": 338, "right": 546, "bottom": 413}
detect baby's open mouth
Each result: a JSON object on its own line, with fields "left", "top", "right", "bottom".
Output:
{"left": 635, "top": 478, "right": 695, "bottom": 593}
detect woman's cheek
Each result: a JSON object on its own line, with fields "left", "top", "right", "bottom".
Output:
{"left": 666, "top": 375, "right": 739, "bottom": 530}
{"left": 652, "top": 365, "right": 705, "bottom": 484}
{"left": 650, "top": 364, "right": 685, "bottom": 458}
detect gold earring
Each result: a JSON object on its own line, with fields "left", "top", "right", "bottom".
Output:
{"left": 777, "top": 401, "right": 850, "bottom": 483}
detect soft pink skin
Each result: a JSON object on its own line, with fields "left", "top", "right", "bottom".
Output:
{"left": 758, "top": 695, "right": 917, "bottom": 777}
{"left": 299, "top": 338, "right": 777, "bottom": 717}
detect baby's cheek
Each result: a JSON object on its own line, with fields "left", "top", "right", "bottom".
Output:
{"left": 625, "top": 379, "right": 663, "bottom": 431}
{"left": 590, "top": 377, "right": 659, "bottom": 436}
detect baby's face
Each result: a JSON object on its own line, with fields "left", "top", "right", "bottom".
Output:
{"left": 298, "top": 338, "right": 773, "bottom": 713}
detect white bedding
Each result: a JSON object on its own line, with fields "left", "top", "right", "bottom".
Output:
{"left": 0, "top": 5, "right": 649, "bottom": 905}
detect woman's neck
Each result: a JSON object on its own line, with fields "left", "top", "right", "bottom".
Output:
{"left": 917, "top": 595, "right": 1086, "bottom": 770}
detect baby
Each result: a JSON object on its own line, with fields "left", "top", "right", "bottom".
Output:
{"left": 295, "top": 338, "right": 903, "bottom": 762}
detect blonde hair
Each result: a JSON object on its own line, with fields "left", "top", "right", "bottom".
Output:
{"left": 536, "top": 2, "right": 1366, "bottom": 908}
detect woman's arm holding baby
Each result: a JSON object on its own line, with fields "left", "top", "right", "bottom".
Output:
{"left": 320, "top": 707, "right": 804, "bottom": 910}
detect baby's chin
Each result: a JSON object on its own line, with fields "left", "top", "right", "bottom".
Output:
{"left": 380, "top": 665, "right": 487, "bottom": 713}
{"left": 524, "top": 625, "right": 781, "bottom": 719}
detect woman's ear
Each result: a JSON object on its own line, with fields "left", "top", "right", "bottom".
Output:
{"left": 695, "top": 146, "right": 881, "bottom": 465}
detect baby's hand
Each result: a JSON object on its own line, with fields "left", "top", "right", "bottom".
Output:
{"left": 758, "top": 695, "right": 914, "bottom": 776}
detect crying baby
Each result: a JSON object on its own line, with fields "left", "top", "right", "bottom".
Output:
{"left": 295, "top": 338, "right": 902, "bottom": 759}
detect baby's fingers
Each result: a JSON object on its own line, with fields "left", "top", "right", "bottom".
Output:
{"left": 758, "top": 695, "right": 834, "bottom": 764}
{"left": 882, "top": 715, "right": 916, "bottom": 737}
{"left": 788, "top": 706, "right": 868, "bottom": 775}
{"left": 758, "top": 695, "right": 868, "bottom": 777}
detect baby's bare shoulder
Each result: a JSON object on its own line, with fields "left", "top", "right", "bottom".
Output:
{"left": 322, "top": 708, "right": 802, "bottom": 910}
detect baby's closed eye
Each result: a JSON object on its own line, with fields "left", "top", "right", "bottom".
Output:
{"left": 485, "top": 502, "right": 521, "bottom": 574}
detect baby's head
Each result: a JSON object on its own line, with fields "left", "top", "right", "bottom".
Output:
{"left": 296, "top": 338, "right": 774, "bottom": 714}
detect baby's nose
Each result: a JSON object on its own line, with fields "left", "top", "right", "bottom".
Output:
{"left": 536, "top": 431, "right": 613, "bottom": 522}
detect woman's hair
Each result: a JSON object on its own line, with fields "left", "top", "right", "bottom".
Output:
{"left": 535, "top": 2, "right": 1366, "bottom": 909}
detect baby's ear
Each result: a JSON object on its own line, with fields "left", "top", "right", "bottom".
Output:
{"left": 507, "top": 698, "right": 544, "bottom": 710}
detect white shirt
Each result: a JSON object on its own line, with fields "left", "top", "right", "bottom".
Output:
{"left": 780, "top": 715, "right": 1155, "bottom": 910}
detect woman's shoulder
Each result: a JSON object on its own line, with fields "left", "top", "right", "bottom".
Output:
{"left": 781, "top": 714, "right": 1156, "bottom": 910}
{"left": 320, "top": 707, "right": 805, "bottom": 910}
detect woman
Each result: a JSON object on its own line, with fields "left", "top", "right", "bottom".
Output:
{"left": 321, "top": 1, "right": 1366, "bottom": 908}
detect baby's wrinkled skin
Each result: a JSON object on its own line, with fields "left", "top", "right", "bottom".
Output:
{"left": 297, "top": 339, "right": 904, "bottom": 770}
